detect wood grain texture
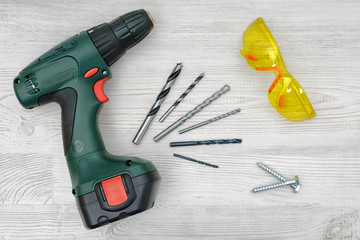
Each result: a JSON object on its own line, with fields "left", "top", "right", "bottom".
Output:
{"left": 1, "top": 0, "right": 360, "bottom": 239}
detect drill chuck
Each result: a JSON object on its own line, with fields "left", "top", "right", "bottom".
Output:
{"left": 88, "top": 9, "right": 154, "bottom": 66}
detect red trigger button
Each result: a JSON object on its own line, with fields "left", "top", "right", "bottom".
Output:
{"left": 84, "top": 67, "right": 99, "bottom": 78}
{"left": 93, "top": 77, "right": 110, "bottom": 103}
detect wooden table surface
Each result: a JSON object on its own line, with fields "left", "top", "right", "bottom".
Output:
{"left": 1, "top": 0, "right": 360, "bottom": 239}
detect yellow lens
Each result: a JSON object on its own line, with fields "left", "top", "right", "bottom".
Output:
{"left": 268, "top": 73, "right": 316, "bottom": 121}
{"left": 241, "top": 18, "right": 285, "bottom": 71}
{"left": 240, "top": 18, "right": 316, "bottom": 121}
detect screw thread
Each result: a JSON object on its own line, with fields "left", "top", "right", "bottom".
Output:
{"left": 256, "top": 162, "right": 298, "bottom": 190}
{"left": 251, "top": 181, "right": 287, "bottom": 193}
{"left": 257, "top": 162, "right": 287, "bottom": 182}
{"left": 251, "top": 178, "right": 297, "bottom": 193}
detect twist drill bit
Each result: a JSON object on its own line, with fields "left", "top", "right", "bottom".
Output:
{"left": 173, "top": 153, "right": 219, "bottom": 168}
{"left": 179, "top": 108, "right": 241, "bottom": 134}
{"left": 159, "top": 73, "right": 205, "bottom": 122}
{"left": 153, "top": 85, "right": 230, "bottom": 142}
{"left": 170, "top": 138, "right": 242, "bottom": 147}
{"left": 133, "top": 63, "right": 183, "bottom": 144}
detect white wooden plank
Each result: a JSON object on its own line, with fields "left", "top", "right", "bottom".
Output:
{"left": 0, "top": 205, "right": 359, "bottom": 240}
{"left": 1, "top": 0, "right": 360, "bottom": 239}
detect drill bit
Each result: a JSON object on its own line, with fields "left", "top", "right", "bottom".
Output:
{"left": 170, "top": 138, "right": 242, "bottom": 147}
{"left": 159, "top": 73, "right": 204, "bottom": 122}
{"left": 179, "top": 108, "right": 241, "bottom": 134}
{"left": 133, "top": 63, "right": 183, "bottom": 145}
{"left": 173, "top": 153, "right": 219, "bottom": 168}
{"left": 153, "top": 85, "right": 230, "bottom": 142}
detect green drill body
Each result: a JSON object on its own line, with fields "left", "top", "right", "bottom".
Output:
{"left": 13, "top": 10, "right": 160, "bottom": 229}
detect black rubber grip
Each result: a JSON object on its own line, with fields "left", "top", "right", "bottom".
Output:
{"left": 38, "top": 88, "right": 77, "bottom": 154}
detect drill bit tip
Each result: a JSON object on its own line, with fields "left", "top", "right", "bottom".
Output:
{"left": 175, "top": 62, "right": 183, "bottom": 68}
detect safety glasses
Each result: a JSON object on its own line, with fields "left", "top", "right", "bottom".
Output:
{"left": 240, "top": 18, "right": 316, "bottom": 122}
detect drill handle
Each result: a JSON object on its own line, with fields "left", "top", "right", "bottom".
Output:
{"left": 39, "top": 85, "right": 106, "bottom": 157}
{"left": 38, "top": 88, "right": 79, "bottom": 153}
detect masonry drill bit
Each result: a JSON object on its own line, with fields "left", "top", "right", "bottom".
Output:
{"left": 159, "top": 73, "right": 204, "bottom": 122}
{"left": 179, "top": 108, "right": 241, "bottom": 134}
{"left": 173, "top": 153, "right": 219, "bottom": 168}
{"left": 133, "top": 63, "right": 183, "bottom": 145}
{"left": 170, "top": 138, "right": 242, "bottom": 147}
{"left": 153, "top": 85, "right": 230, "bottom": 142}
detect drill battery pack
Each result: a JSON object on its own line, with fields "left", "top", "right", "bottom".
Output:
{"left": 77, "top": 170, "right": 160, "bottom": 228}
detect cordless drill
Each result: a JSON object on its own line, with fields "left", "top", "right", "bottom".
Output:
{"left": 13, "top": 9, "right": 160, "bottom": 229}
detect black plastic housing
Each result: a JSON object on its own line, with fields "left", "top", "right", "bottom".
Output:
{"left": 87, "top": 9, "right": 154, "bottom": 66}
{"left": 76, "top": 170, "right": 161, "bottom": 229}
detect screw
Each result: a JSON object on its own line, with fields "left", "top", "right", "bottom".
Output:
{"left": 257, "top": 162, "right": 297, "bottom": 191}
{"left": 251, "top": 176, "right": 301, "bottom": 193}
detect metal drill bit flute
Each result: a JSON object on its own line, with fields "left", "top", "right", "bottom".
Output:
{"left": 179, "top": 108, "right": 241, "bottom": 134}
{"left": 159, "top": 73, "right": 205, "bottom": 122}
{"left": 154, "top": 85, "right": 230, "bottom": 142}
{"left": 133, "top": 63, "right": 183, "bottom": 145}
{"left": 170, "top": 138, "right": 242, "bottom": 147}
{"left": 173, "top": 153, "right": 219, "bottom": 168}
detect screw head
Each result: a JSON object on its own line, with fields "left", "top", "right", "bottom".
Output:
{"left": 292, "top": 176, "right": 301, "bottom": 193}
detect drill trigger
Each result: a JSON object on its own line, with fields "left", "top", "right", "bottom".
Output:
{"left": 93, "top": 77, "right": 110, "bottom": 103}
